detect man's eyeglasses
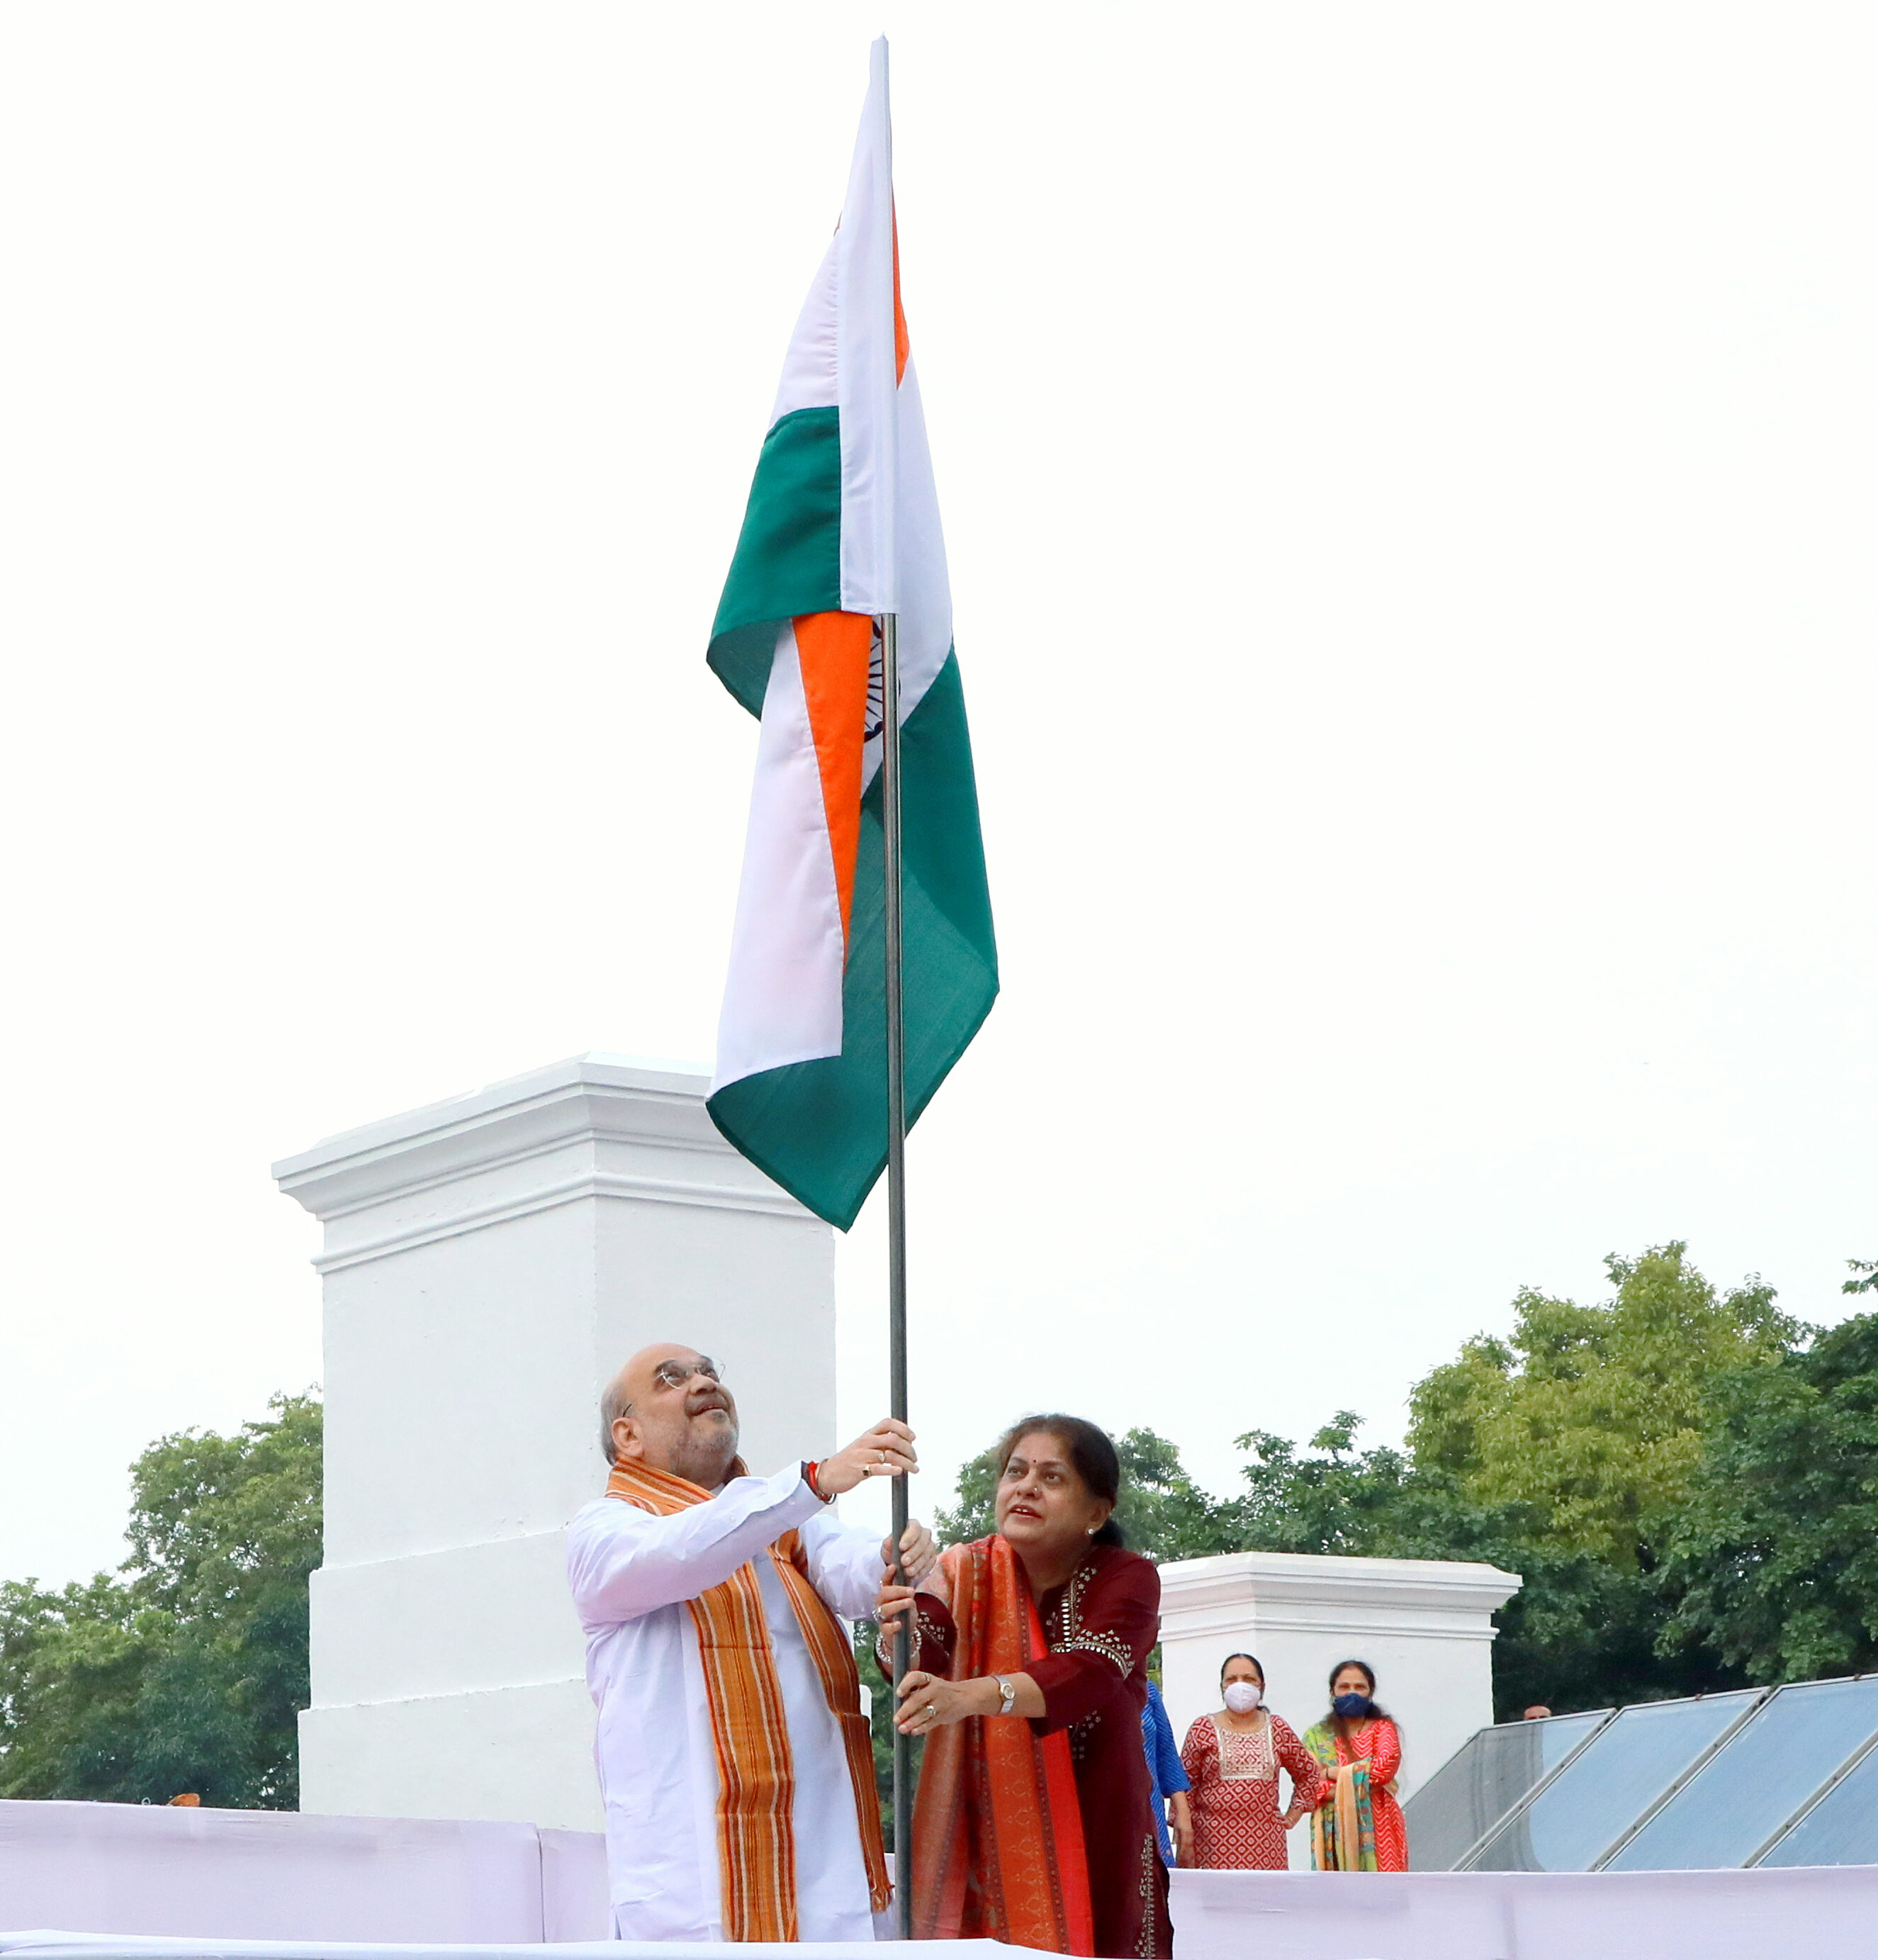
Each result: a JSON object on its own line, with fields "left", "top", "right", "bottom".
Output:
{"left": 619, "top": 1355, "right": 724, "bottom": 1419}
{"left": 649, "top": 1356, "right": 721, "bottom": 1393}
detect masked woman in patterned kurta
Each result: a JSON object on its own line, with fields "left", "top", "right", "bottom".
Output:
{"left": 877, "top": 1416, "right": 1170, "bottom": 1960}
{"left": 1179, "top": 1652, "right": 1323, "bottom": 1868}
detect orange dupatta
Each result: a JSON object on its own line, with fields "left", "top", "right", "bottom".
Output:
{"left": 909, "top": 1534, "right": 1096, "bottom": 1956}
{"left": 605, "top": 1458, "right": 890, "bottom": 1939}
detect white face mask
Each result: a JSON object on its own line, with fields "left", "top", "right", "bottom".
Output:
{"left": 1222, "top": 1681, "right": 1263, "bottom": 1714}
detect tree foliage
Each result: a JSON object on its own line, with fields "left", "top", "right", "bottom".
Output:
{"left": 0, "top": 1393, "right": 321, "bottom": 1808}
{"left": 1407, "top": 1243, "right": 1799, "bottom": 1569}
{"left": 1660, "top": 1310, "right": 1878, "bottom": 1682}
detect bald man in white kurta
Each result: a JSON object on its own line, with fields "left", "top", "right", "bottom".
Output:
{"left": 568, "top": 1462, "right": 889, "bottom": 1941}
{"left": 568, "top": 1343, "right": 930, "bottom": 1944}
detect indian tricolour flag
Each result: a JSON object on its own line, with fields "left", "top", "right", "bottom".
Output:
{"left": 706, "top": 40, "right": 997, "bottom": 1232}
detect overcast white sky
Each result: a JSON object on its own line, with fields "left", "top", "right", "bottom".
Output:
{"left": 2, "top": 4, "right": 1873, "bottom": 1585}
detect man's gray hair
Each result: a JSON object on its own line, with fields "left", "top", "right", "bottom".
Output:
{"left": 600, "top": 1374, "right": 631, "bottom": 1465}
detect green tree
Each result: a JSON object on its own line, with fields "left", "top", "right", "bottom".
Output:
{"left": 0, "top": 1392, "right": 321, "bottom": 1807}
{"left": 1407, "top": 1243, "right": 1800, "bottom": 1571}
{"left": 1227, "top": 1413, "right": 1426, "bottom": 1556}
{"left": 1844, "top": 1259, "right": 1878, "bottom": 1297}
{"left": 1660, "top": 1311, "right": 1878, "bottom": 1682}
{"left": 1206, "top": 1413, "right": 1691, "bottom": 1715}
{"left": 932, "top": 1443, "right": 997, "bottom": 1545}
{"left": 1397, "top": 1243, "right": 1804, "bottom": 1708}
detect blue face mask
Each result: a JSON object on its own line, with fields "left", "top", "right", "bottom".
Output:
{"left": 1333, "top": 1692, "right": 1373, "bottom": 1720}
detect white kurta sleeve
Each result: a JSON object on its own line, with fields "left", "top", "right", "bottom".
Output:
{"left": 798, "top": 1508, "right": 890, "bottom": 1620}
{"left": 567, "top": 1462, "right": 826, "bottom": 1627}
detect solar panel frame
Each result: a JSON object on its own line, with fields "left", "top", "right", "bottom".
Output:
{"left": 1587, "top": 1689, "right": 1770, "bottom": 1871}
{"left": 1406, "top": 1708, "right": 1617, "bottom": 1872}
{"left": 1461, "top": 1687, "right": 1768, "bottom": 1873}
{"left": 1750, "top": 1713, "right": 1878, "bottom": 1867}
{"left": 1600, "top": 1675, "right": 1878, "bottom": 1872}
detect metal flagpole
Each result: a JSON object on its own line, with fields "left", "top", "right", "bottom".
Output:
{"left": 879, "top": 610, "right": 913, "bottom": 1938}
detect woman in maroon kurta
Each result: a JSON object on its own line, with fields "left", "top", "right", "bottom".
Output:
{"left": 877, "top": 1416, "right": 1169, "bottom": 1960}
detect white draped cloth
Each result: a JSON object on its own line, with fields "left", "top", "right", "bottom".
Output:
{"left": 566, "top": 1462, "right": 887, "bottom": 1943}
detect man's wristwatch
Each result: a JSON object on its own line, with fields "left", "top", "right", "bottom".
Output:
{"left": 994, "top": 1675, "right": 1017, "bottom": 1717}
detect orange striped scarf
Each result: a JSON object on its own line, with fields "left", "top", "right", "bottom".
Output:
{"left": 605, "top": 1457, "right": 891, "bottom": 1939}
{"left": 909, "top": 1535, "right": 1095, "bottom": 1955}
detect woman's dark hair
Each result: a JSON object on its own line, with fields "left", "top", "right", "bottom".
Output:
{"left": 994, "top": 1414, "right": 1125, "bottom": 1547}
{"left": 1220, "top": 1652, "right": 1264, "bottom": 1688}
{"left": 1324, "top": 1657, "right": 1392, "bottom": 1740}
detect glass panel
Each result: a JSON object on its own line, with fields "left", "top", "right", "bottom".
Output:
{"left": 1607, "top": 1676, "right": 1878, "bottom": 1870}
{"left": 1466, "top": 1691, "right": 1762, "bottom": 1871}
{"left": 1404, "top": 1712, "right": 1609, "bottom": 1871}
{"left": 1760, "top": 1737, "right": 1878, "bottom": 1867}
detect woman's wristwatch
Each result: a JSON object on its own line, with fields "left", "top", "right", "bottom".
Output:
{"left": 994, "top": 1675, "right": 1017, "bottom": 1717}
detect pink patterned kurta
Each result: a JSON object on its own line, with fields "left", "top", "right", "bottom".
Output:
{"left": 1179, "top": 1713, "right": 1323, "bottom": 1870}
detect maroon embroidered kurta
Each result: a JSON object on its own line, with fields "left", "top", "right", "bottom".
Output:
{"left": 905, "top": 1540, "right": 1171, "bottom": 1959}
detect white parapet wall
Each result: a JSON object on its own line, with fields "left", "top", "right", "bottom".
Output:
{"left": 274, "top": 1053, "right": 834, "bottom": 1832}
{"left": 1158, "top": 1550, "right": 1520, "bottom": 1867}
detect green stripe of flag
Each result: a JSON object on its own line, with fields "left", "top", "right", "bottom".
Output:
{"left": 708, "top": 406, "right": 842, "bottom": 712}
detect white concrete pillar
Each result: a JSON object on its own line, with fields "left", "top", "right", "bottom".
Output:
{"left": 1157, "top": 1551, "right": 1519, "bottom": 1866}
{"left": 274, "top": 1054, "right": 834, "bottom": 1831}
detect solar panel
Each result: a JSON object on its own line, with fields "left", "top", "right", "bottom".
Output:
{"left": 1463, "top": 1690, "right": 1763, "bottom": 1871}
{"left": 1758, "top": 1730, "right": 1878, "bottom": 1868}
{"left": 1604, "top": 1676, "right": 1878, "bottom": 1871}
{"left": 1404, "top": 1709, "right": 1611, "bottom": 1871}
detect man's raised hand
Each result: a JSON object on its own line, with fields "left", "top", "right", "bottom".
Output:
{"left": 812, "top": 1417, "right": 917, "bottom": 1498}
